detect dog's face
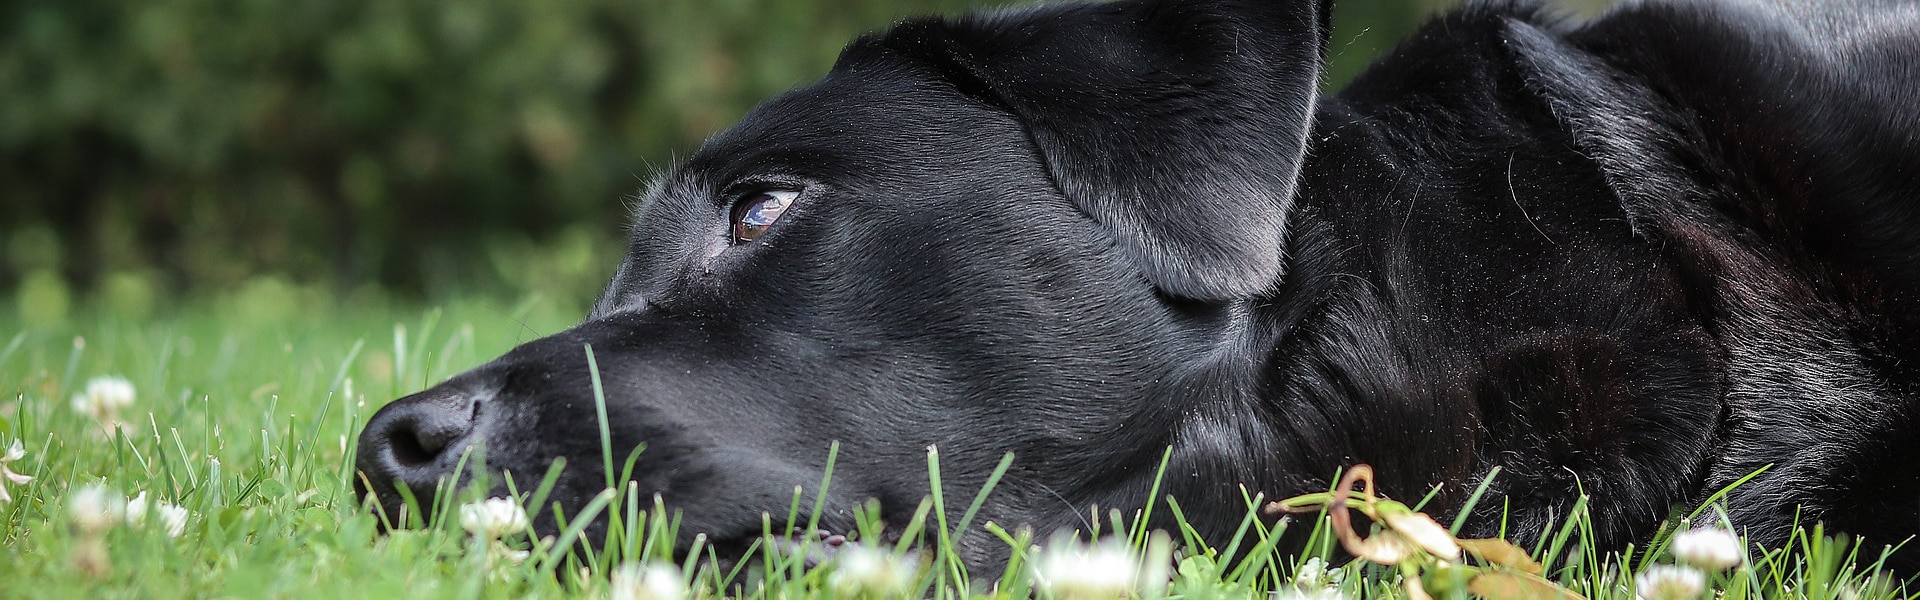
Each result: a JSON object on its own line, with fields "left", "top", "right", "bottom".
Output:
{"left": 356, "top": 0, "right": 1331, "bottom": 563}
{"left": 436, "top": 67, "right": 1183, "bottom": 554}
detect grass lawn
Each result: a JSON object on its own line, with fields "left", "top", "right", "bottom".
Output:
{"left": 0, "top": 295, "right": 1909, "bottom": 599}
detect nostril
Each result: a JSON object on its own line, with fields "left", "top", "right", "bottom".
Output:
{"left": 387, "top": 419, "right": 440, "bottom": 467}
{"left": 363, "top": 389, "right": 481, "bottom": 472}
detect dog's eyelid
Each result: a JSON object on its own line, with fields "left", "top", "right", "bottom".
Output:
{"left": 752, "top": 188, "right": 800, "bottom": 202}
{"left": 720, "top": 174, "right": 808, "bottom": 196}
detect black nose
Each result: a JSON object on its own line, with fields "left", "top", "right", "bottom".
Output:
{"left": 354, "top": 386, "right": 481, "bottom": 522}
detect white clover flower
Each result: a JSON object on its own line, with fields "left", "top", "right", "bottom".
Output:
{"left": 1273, "top": 588, "right": 1352, "bottom": 600}
{"left": 72, "top": 376, "right": 136, "bottom": 420}
{"left": 154, "top": 503, "right": 190, "bottom": 538}
{"left": 126, "top": 491, "right": 149, "bottom": 523}
{"left": 127, "top": 490, "right": 149, "bottom": 513}
{"left": 459, "top": 497, "right": 529, "bottom": 540}
{"left": 1635, "top": 564, "right": 1706, "bottom": 600}
{"left": 1278, "top": 557, "right": 1352, "bottom": 600}
{"left": 126, "top": 491, "right": 191, "bottom": 538}
{"left": 68, "top": 484, "right": 127, "bottom": 534}
{"left": 1031, "top": 535, "right": 1138, "bottom": 600}
{"left": 609, "top": 561, "right": 687, "bottom": 600}
{"left": 1669, "top": 527, "right": 1743, "bottom": 571}
{"left": 828, "top": 545, "right": 916, "bottom": 597}
{"left": 1292, "top": 556, "right": 1347, "bottom": 587}
{"left": 0, "top": 439, "right": 32, "bottom": 503}
{"left": 1293, "top": 556, "right": 1327, "bottom": 585}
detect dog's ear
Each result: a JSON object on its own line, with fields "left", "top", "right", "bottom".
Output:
{"left": 867, "top": 0, "right": 1334, "bottom": 300}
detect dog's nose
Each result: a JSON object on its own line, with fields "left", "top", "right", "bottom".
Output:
{"left": 354, "top": 386, "right": 480, "bottom": 513}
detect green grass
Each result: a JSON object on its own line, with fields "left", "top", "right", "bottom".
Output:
{"left": 0, "top": 297, "right": 1911, "bottom": 599}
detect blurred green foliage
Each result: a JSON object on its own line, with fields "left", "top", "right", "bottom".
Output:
{"left": 0, "top": 0, "right": 1608, "bottom": 321}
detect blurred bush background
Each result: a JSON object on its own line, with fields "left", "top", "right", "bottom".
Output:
{"left": 1, "top": 0, "right": 1611, "bottom": 324}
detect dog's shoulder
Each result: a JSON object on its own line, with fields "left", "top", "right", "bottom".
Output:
{"left": 1340, "top": 0, "right": 1920, "bottom": 276}
{"left": 1573, "top": 0, "right": 1920, "bottom": 172}
{"left": 1573, "top": 0, "right": 1920, "bottom": 295}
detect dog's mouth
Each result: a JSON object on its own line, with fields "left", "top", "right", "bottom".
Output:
{"left": 697, "top": 523, "right": 909, "bottom": 578}
{"left": 769, "top": 527, "right": 856, "bottom": 567}
{"left": 708, "top": 525, "right": 859, "bottom": 563}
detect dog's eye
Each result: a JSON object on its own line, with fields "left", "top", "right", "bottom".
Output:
{"left": 731, "top": 190, "right": 797, "bottom": 245}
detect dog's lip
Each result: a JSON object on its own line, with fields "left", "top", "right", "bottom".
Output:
{"left": 786, "top": 526, "right": 853, "bottom": 548}
{"left": 702, "top": 524, "right": 856, "bottom": 551}
{"left": 695, "top": 523, "right": 900, "bottom": 570}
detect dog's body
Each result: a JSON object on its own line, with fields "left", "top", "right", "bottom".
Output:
{"left": 1290, "top": 0, "right": 1920, "bottom": 560}
{"left": 357, "top": 0, "right": 1920, "bottom": 571}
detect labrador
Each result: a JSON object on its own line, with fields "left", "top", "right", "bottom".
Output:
{"left": 355, "top": 0, "right": 1920, "bottom": 573}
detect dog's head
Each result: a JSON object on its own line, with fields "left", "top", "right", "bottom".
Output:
{"left": 355, "top": 0, "right": 1332, "bottom": 564}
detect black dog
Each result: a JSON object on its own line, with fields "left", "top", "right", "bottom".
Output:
{"left": 356, "top": 0, "right": 1920, "bottom": 572}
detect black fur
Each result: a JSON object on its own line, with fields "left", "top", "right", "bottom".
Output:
{"left": 356, "top": 0, "right": 1920, "bottom": 572}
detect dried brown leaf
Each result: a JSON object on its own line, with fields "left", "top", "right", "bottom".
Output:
{"left": 1458, "top": 537, "right": 1543, "bottom": 574}
{"left": 1379, "top": 509, "right": 1462, "bottom": 560}
{"left": 1467, "top": 571, "right": 1586, "bottom": 600}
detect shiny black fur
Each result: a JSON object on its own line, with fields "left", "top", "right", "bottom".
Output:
{"left": 356, "top": 0, "right": 1920, "bottom": 571}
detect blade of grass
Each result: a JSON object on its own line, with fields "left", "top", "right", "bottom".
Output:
{"left": 924, "top": 444, "right": 968, "bottom": 588}
{"left": 0, "top": 331, "right": 25, "bottom": 369}
{"left": 1538, "top": 494, "right": 1589, "bottom": 577}
{"left": 952, "top": 450, "right": 1014, "bottom": 541}
{"left": 1130, "top": 447, "right": 1175, "bottom": 548}
{"left": 584, "top": 344, "right": 615, "bottom": 491}
{"left": 536, "top": 487, "right": 619, "bottom": 576}
{"left": 1450, "top": 465, "right": 1501, "bottom": 534}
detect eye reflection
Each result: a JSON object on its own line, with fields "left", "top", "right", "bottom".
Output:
{"left": 732, "top": 190, "right": 797, "bottom": 244}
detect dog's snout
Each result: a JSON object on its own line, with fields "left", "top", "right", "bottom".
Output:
{"left": 355, "top": 386, "right": 483, "bottom": 514}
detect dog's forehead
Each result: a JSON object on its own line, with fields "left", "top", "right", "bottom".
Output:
{"left": 622, "top": 52, "right": 1034, "bottom": 265}
{"left": 675, "top": 56, "right": 1010, "bottom": 187}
